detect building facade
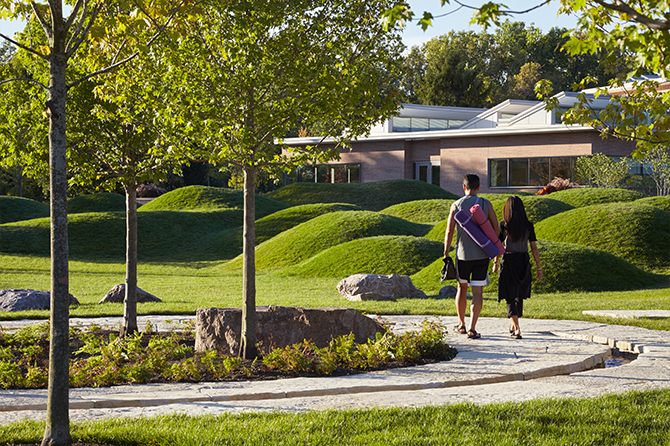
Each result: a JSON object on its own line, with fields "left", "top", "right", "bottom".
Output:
{"left": 283, "top": 92, "right": 638, "bottom": 194}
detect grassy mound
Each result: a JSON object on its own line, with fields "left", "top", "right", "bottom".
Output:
{"left": 265, "top": 180, "right": 459, "bottom": 211}
{"left": 546, "top": 187, "right": 644, "bottom": 208}
{"left": 0, "top": 209, "right": 248, "bottom": 261}
{"left": 637, "top": 195, "right": 670, "bottom": 212}
{"left": 422, "top": 195, "right": 572, "bottom": 243}
{"left": 380, "top": 199, "right": 454, "bottom": 223}
{"left": 139, "top": 185, "right": 288, "bottom": 218}
{"left": 222, "top": 203, "right": 364, "bottom": 252}
{"left": 0, "top": 196, "right": 49, "bottom": 224}
{"left": 223, "top": 211, "right": 431, "bottom": 271}
{"left": 411, "top": 240, "right": 668, "bottom": 295}
{"left": 284, "top": 235, "right": 443, "bottom": 277}
{"left": 489, "top": 196, "right": 575, "bottom": 223}
{"left": 535, "top": 202, "right": 670, "bottom": 271}
{"left": 67, "top": 193, "right": 126, "bottom": 214}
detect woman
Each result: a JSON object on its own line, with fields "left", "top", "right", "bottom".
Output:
{"left": 492, "top": 196, "right": 542, "bottom": 339}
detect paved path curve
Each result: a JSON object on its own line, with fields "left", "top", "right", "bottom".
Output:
{"left": 1, "top": 315, "right": 669, "bottom": 424}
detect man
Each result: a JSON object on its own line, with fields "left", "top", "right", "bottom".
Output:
{"left": 444, "top": 174, "right": 498, "bottom": 339}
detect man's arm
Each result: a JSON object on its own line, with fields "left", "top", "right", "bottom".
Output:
{"left": 444, "top": 204, "right": 456, "bottom": 258}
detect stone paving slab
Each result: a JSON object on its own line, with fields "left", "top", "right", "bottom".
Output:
{"left": 583, "top": 310, "right": 670, "bottom": 319}
{"left": 1, "top": 314, "right": 670, "bottom": 423}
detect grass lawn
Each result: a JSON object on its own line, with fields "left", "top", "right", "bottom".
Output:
{"left": 3, "top": 389, "right": 670, "bottom": 445}
{"left": 3, "top": 183, "right": 670, "bottom": 445}
{"left": 3, "top": 253, "right": 670, "bottom": 332}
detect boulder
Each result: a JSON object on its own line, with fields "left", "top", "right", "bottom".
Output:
{"left": 439, "top": 285, "right": 458, "bottom": 298}
{"left": 336, "top": 274, "right": 426, "bottom": 302}
{"left": 0, "top": 289, "right": 79, "bottom": 312}
{"left": 438, "top": 285, "right": 472, "bottom": 299}
{"left": 99, "top": 284, "right": 162, "bottom": 304}
{"left": 195, "top": 305, "right": 386, "bottom": 354}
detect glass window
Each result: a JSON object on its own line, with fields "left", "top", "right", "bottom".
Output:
{"left": 331, "top": 165, "right": 346, "bottom": 183}
{"left": 431, "top": 165, "right": 440, "bottom": 186}
{"left": 429, "top": 119, "right": 449, "bottom": 131}
{"left": 412, "top": 118, "right": 429, "bottom": 132}
{"left": 418, "top": 165, "right": 428, "bottom": 182}
{"left": 489, "top": 159, "right": 508, "bottom": 187}
{"left": 347, "top": 164, "right": 360, "bottom": 183}
{"left": 393, "top": 117, "right": 411, "bottom": 132}
{"left": 550, "top": 157, "right": 572, "bottom": 180}
{"left": 316, "top": 165, "right": 330, "bottom": 183}
{"left": 509, "top": 159, "right": 529, "bottom": 186}
{"left": 449, "top": 119, "right": 466, "bottom": 128}
{"left": 298, "top": 165, "right": 315, "bottom": 183}
{"left": 529, "top": 158, "right": 550, "bottom": 186}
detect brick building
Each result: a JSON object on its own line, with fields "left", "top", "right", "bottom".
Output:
{"left": 283, "top": 92, "right": 637, "bottom": 194}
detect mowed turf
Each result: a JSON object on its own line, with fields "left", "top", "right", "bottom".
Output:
{"left": 535, "top": 202, "right": 670, "bottom": 271}
{"left": 546, "top": 187, "right": 644, "bottom": 208}
{"left": 637, "top": 195, "right": 670, "bottom": 212}
{"left": 222, "top": 211, "right": 432, "bottom": 271}
{"left": 139, "top": 185, "right": 288, "bottom": 217}
{"left": 380, "top": 199, "right": 454, "bottom": 223}
{"left": 284, "top": 235, "right": 443, "bottom": 277}
{"left": 265, "top": 179, "right": 459, "bottom": 211}
{"left": 67, "top": 193, "right": 126, "bottom": 214}
{"left": 412, "top": 239, "right": 668, "bottom": 295}
{"left": 0, "top": 196, "right": 49, "bottom": 224}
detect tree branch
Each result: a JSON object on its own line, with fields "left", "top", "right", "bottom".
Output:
{"left": 590, "top": 0, "right": 670, "bottom": 30}
{"left": 67, "top": 3, "right": 102, "bottom": 57}
{"left": 30, "top": 1, "right": 53, "bottom": 40}
{"left": 0, "top": 33, "right": 49, "bottom": 61}
{"left": 67, "top": 0, "right": 189, "bottom": 90}
{"left": 0, "top": 77, "right": 50, "bottom": 92}
{"left": 64, "top": 0, "right": 85, "bottom": 33}
{"left": 453, "top": 0, "right": 550, "bottom": 15}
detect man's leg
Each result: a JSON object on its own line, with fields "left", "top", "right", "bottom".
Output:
{"left": 456, "top": 281, "right": 469, "bottom": 329}
{"left": 469, "top": 285, "right": 484, "bottom": 331}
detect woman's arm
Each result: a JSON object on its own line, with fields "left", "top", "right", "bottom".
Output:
{"left": 530, "top": 240, "right": 542, "bottom": 281}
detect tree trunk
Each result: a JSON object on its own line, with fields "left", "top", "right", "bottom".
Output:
{"left": 120, "top": 178, "right": 139, "bottom": 337}
{"left": 42, "top": 2, "right": 71, "bottom": 444}
{"left": 239, "top": 165, "right": 257, "bottom": 359}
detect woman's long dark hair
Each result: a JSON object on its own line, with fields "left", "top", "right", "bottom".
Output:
{"left": 503, "top": 196, "right": 530, "bottom": 242}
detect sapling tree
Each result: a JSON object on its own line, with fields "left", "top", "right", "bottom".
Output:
{"left": 169, "top": 0, "right": 405, "bottom": 359}
{"left": 68, "top": 48, "right": 186, "bottom": 337}
{"left": 575, "top": 153, "right": 630, "bottom": 188}
{"left": 0, "top": 1, "right": 195, "bottom": 444}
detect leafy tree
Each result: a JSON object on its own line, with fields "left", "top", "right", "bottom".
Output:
{"left": 418, "top": 49, "right": 491, "bottom": 107}
{"left": 575, "top": 153, "right": 630, "bottom": 188}
{"left": 0, "top": 2, "right": 193, "bottom": 444}
{"left": 640, "top": 147, "right": 670, "bottom": 196}
{"left": 0, "top": 40, "right": 48, "bottom": 198}
{"left": 68, "top": 47, "right": 186, "bottom": 337}
{"left": 169, "top": 0, "right": 404, "bottom": 359}
{"left": 508, "top": 61, "right": 542, "bottom": 100}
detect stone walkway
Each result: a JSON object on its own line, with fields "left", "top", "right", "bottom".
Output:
{"left": 1, "top": 314, "right": 670, "bottom": 423}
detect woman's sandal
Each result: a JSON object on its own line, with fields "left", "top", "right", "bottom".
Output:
{"left": 453, "top": 325, "right": 467, "bottom": 334}
{"left": 510, "top": 332, "right": 522, "bottom": 340}
{"left": 467, "top": 329, "right": 481, "bottom": 339}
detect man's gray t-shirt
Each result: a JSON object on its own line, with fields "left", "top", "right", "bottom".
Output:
{"left": 453, "top": 195, "right": 490, "bottom": 261}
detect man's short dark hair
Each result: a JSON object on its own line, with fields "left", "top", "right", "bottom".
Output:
{"left": 463, "top": 174, "right": 480, "bottom": 191}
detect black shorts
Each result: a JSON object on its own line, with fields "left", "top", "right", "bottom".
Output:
{"left": 457, "top": 258, "right": 489, "bottom": 286}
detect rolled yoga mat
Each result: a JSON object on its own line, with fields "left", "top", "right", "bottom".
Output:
{"left": 470, "top": 203, "right": 504, "bottom": 256}
{"left": 454, "top": 209, "right": 502, "bottom": 258}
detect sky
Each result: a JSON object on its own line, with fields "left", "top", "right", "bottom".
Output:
{"left": 1, "top": 1, "right": 579, "bottom": 50}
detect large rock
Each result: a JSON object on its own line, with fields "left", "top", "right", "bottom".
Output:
{"left": 195, "top": 305, "right": 386, "bottom": 354}
{"left": 99, "top": 284, "right": 162, "bottom": 304}
{"left": 337, "top": 274, "right": 426, "bottom": 301}
{"left": 0, "top": 289, "right": 80, "bottom": 312}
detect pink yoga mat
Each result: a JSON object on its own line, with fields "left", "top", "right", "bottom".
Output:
{"left": 454, "top": 209, "right": 501, "bottom": 258}
{"left": 470, "top": 204, "right": 504, "bottom": 256}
